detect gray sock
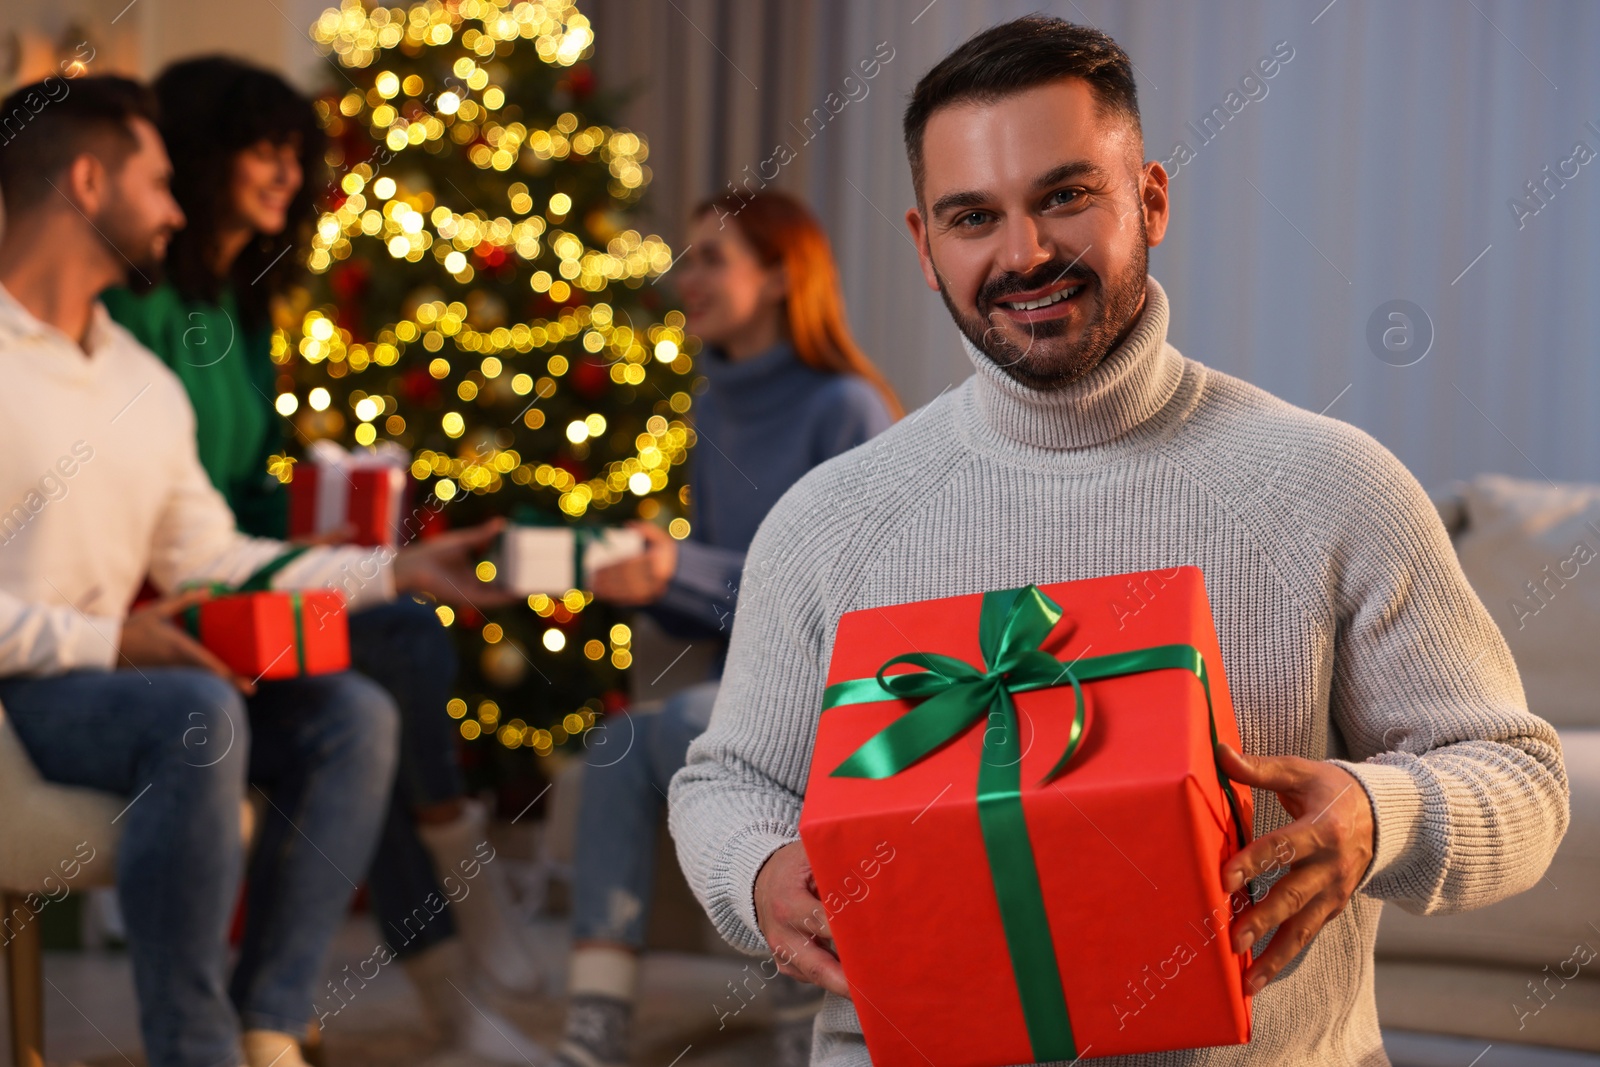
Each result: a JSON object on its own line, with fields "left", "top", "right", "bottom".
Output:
{"left": 556, "top": 994, "right": 631, "bottom": 1067}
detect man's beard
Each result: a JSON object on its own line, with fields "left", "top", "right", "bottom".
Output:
{"left": 936, "top": 220, "right": 1149, "bottom": 391}
{"left": 93, "top": 202, "right": 171, "bottom": 293}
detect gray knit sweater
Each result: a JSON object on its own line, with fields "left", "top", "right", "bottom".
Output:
{"left": 666, "top": 276, "right": 1569, "bottom": 1066}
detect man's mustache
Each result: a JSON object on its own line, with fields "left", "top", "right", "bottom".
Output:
{"left": 979, "top": 261, "right": 1096, "bottom": 308}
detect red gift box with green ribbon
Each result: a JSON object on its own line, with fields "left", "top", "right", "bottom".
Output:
{"left": 798, "top": 567, "right": 1255, "bottom": 1065}
{"left": 182, "top": 549, "right": 350, "bottom": 680}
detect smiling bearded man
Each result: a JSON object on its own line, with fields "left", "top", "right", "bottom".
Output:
{"left": 667, "top": 15, "right": 1568, "bottom": 1067}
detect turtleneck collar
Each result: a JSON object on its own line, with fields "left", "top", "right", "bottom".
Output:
{"left": 960, "top": 275, "right": 1185, "bottom": 451}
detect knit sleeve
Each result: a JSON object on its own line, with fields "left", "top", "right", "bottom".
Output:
{"left": 0, "top": 592, "right": 122, "bottom": 675}
{"left": 143, "top": 373, "right": 396, "bottom": 609}
{"left": 650, "top": 539, "right": 743, "bottom": 634}
{"left": 666, "top": 480, "right": 834, "bottom": 955}
{"left": 1316, "top": 432, "right": 1568, "bottom": 914}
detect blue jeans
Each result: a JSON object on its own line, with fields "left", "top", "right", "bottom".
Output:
{"left": 0, "top": 666, "right": 399, "bottom": 1067}
{"left": 570, "top": 681, "right": 718, "bottom": 947}
{"left": 348, "top": 598, "right": 463, "bottom": 958}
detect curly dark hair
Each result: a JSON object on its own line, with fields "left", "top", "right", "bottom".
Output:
{"left": 152, "top": 56, "right": 326, "bottom": 329}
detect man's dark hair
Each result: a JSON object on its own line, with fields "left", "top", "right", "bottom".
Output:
{"left": 903, "top": 15, "right": 1142, "bottom": 201}
{"left": 0, "top": 76, "right": 157, "bottom": 213}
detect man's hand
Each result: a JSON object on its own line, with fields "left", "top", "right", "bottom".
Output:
{"left": 393, "top": 518, "right": 514, "bottom": 608}
{"left": 1216, "top": 742, "right": 1375, "bottom": 993}
{"left": 754, "top": 841, "right": 849, "bottom": 996}
{"left": 118, "top": 589, "right": 255, "bottom": 695}
{"left": 589, "top": 520, "right": 676, "bottom": 606}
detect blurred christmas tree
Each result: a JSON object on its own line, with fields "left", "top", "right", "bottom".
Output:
{"left": 273, "top": 0, "right": 692, "bottom": 784}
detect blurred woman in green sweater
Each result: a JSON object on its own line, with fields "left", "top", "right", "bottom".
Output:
{"left": 103, "top": 57, "right": 543, "bottom": 1061}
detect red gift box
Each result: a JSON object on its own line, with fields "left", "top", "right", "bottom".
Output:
{"left": 288, "top": 442, "right": 410, "bottom": 548}
{"left": 182, "top": 548, "right": 351, "bottom": 680}
{"left": 185, "top": 589, "right": 350, "bottom": 680}
{"left": 798, "top": 567, "right": 1255, "bottom": 1066}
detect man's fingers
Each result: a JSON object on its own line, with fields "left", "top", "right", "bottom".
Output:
{"left": 588, "top": 563, "right": 622, "bottom": 596}
{"left": 799, "top": 904, "right": 833, "bottom": 942}
{"left": 1215, "top": 742, "right": 1310, "bottom": 793}
{"left": 1230, "top": 866, "right": 1325, "bottom": 955}
{"left": 1221, "top": 825, "right": 1305, "bottom": 894}
{"left": 167, "top": 629, "right": 256, "bottom": 696}
{"left": 589, "top": 560, "right": 650, "bottom": 604}
{"left": 628, "top": 519, "right": 667, "bottom": 548}
{"left": 781, "top": 934, "right": 849, "bottom": 997}
{"left": 1241, "top": 893, "right": 1342, "bottom": 992}
{"left": 442, "top": 518, "right": 507, "bottom": 551}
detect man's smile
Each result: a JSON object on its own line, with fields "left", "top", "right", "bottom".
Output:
{"left": 988, "top": 278, "right": 1086, "bottom": 325}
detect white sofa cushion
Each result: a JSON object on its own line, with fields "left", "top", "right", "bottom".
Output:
{"left": 1375, "top": 960, "right": 1600, "bottom": 1052}
{"left": 1439, "top": 474, "right": 1600, "bottom": 729}
{"left": 0, "top": 701, "right": 122, "bottom": 895}
{"left": 1375, "top": 727, "right": 1598, "bottom": 970}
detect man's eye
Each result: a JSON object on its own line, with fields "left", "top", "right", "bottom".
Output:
{"left": 1047, "top": 188, "right": 1083, "bottom": 208}
{"left": 956, "top": 211, "right": 988, "bottom": 227}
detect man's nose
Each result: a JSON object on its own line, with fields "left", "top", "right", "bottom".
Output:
{"left": 997, "top": 216, "right": 1052, "bottom": 276}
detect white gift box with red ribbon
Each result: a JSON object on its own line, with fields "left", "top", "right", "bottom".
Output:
{"left": 288, "top": 440, "right": 411, "bottom": 548}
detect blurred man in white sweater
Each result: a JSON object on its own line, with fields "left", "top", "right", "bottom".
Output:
{"left": 0, "top": 77, "right": 504, "bottom": 1067}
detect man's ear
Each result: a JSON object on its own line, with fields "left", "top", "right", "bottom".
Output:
{"left": 904, "top": 206, "right": 942, "bottom": 293}
{"left": 1139, "top": 160, "right": 1170, "bottom": 249}
{"left": 61, "top": 153, "right": 108, "bottom": 217}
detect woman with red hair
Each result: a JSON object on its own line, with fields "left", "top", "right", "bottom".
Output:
{"left": 559, "top": 190, "right": 900, "bottom": 1067}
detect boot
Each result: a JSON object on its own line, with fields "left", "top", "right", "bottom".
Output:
{"left": 553, "top": 945, "right": 637, "bottom": 1067}
{"left": 242, "top": 1030, "right": 310, "bottom": 1067}
{"left": 403, "top": 937, "right": 554, "bottom": 1065}
{"left": 417, "top": 796, "right": 543, "bottom": 995}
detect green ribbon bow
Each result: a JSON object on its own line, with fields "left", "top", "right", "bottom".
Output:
{"left": 573, "top": 527, "right": 603, "bottom": 589}
{"left": 182, "top": 547, "right": 314, "bottom": 675}
{"left": 822, "top": 584, "right": 1250, "bottom": 1062}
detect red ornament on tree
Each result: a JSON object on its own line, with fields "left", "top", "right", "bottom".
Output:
{"left": 330, "top": 259, "right": 369, "bottom": 302}
{"left": 401, "top": 366, "right": 440, "bottom": 405}
{"left": 568, "top": 64, "right": 595, "bottom": 99}
{"left": 570, "top": 357, "right": 609, "bottom": 399}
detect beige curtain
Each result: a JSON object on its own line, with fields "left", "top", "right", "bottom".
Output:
{"left": 581, "top": 1, "right": 1600, "bottom": 492}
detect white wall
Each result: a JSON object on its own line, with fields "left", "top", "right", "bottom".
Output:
{"left": 587, "top": 0, "right": 1600, "bottom": 493}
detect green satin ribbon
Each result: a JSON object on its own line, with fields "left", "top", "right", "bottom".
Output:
{"left": 574, "top": 527, "right": 595, "bottom": 589}
{"left": 182, "top": 547, "right": 314, "bottom": 675}
{"left": 287, "top": 591, "right": 306, "bottom": 675}
{"left": 823, "top": 584, "right": 1250, "bottom": 1062}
